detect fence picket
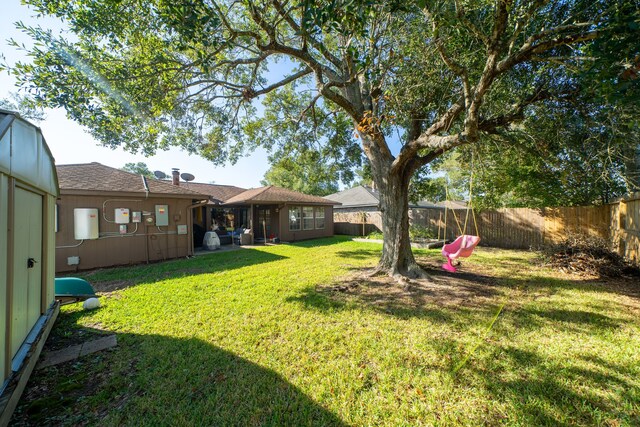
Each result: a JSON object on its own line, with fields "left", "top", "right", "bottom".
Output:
{"left": 333, "top": 198, "right": 638, "bottom": 265}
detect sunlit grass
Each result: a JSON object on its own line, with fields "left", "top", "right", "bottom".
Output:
{"left": 15, "top": 237, "right": 640, "bottom": 426}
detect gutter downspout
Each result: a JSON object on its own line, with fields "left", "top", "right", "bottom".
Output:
{"left": 187, "top": 199, "right": 210, "bottom": 256}
{"left": 141, "top": 175, "right": 150, "bottom": 198}
{"left": 141, "top": 175, "right": 150, "bottom": 263}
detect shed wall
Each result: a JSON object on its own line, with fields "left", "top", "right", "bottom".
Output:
{"left": 44, "top": 195, "right": 56, "bottom": 310}
{"left": 0, "top": 174, "right": 8, "bottom": 383}
{"left": 0, "top": 113, "right": 58, "bottom": 420}
{"left": 56, "top": 195, "right": 193, "bottom": 272}
{"left": 0, "top": 132, "right": 9, "bottom": 173}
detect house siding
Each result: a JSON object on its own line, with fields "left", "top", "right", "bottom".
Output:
{"left": 55, "top": 194, "right": 193, "bottom": 272}
{"left": 278, "top": 204, "right": 334, "bottom": 242}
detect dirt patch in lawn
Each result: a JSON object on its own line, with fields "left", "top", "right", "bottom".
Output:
{"left": 91, "top": 279, "right": 135, "bottom": 293}
{"left": 323, "top": 258, "right": 503, "bottom": 310}
{"left": 44, "top": 322, "right": 113, "bottom": 352}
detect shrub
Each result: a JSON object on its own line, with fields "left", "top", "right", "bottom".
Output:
{"left": 366, "top": 231, "right": 384, "bottom": 240}
{"left": 409, "top": 224, "right": 435, "bottom": 241}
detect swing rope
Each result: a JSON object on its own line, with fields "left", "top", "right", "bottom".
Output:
{"left": 462, "top": 153, "right": 480, "bottom": 237}
{"left": 445, "top": 185, "right": 464, "bottom": 237}
{"left": 443, "top": 150, "right": 481, "bottom": 240}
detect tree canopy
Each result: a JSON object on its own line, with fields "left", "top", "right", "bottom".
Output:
{"left": 121, "top": 162, "right": 156, "bottom": 178}
{"left": 8, "top": 0, "right": 639, "bottom": 277}
{"left": 0, "top": 92, "right": 45, "bottom": 121}
{"left": 256, "top": 84, "right": 363, "bottom": 195}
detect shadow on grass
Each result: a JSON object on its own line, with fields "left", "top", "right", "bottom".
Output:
{"left": 526, "top": 308, "right": 620, "bottom": 328}
{"left": 288, "top": 256, "right": 502, "bottom": 320}
{"left": 286, "top": 287, "right": 456, "bottom": 322}
{"left": 516, "top": 273, "right": 640, "bottom": 302}
{"left": 288, "top": 247, "right": 636, "bottom": 333}
{"left": 74, "top": 248, "right": 288, "bottom": 293}
{"left": 334, "top": 249, "right": 381, "bottom": 260}
{"left": 471, "top": 345, "right": 639, "bottom": 426}
{"left": 14, "top": 326, "right": 346, "bottom": 426}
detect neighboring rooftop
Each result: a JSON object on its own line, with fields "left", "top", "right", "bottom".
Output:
{"left": 436, "top": 200, "right": 468, "bottom": 210}
{"left": 224, "top": 185, "right": 340, "bottom": 205}
{"left": 56, "top": 162, "right": 207, "bottom": 197}
{"left": 326, "top": 185, "right": 468, "bottom": 209}
{"left": 182, "top": 182, "right": 246, "bottom": 204}
{"left": 325, "top": 185, "right": 379, "bottom": 208}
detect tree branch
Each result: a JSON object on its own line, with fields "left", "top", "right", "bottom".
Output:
{"left": 244, "top": 67, "right": 313, "bottom": 100}
{"left": 424, "top": 7, "right": 471, "bottom": 107}
{"left": 478, "top": 87, "right": 579, "bottom": 134}
{"left": 464, "top": 0, "right": 511, "bottom": 140}
{"left": 497, "top": 30, "right": 600, "bottom": 74}
{"left": 270, "top": 0, "right": 343, "bottom": 70}
{"left": 454, "top": 0, "right": 490, "bottom": 47}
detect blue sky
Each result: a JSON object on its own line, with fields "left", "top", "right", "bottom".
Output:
{"left": 0, "top": 0, "right": 270, "bottom": 188}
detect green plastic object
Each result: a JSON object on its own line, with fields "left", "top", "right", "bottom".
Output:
{"left": 55, "top": 277, "right": 97, "bottom": 305}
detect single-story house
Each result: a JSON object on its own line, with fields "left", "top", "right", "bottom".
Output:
{"left": 0, "top": 110, "right": 58, "bottom": 423}
{"left": 55, "top": 162, "right": 209, "bottom": 272}
{"left": 223, "top": 185, "right": 339, "bottom": 242}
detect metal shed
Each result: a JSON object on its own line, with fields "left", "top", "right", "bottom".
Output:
{"left": 0, "top": 109, "right": 59, "bottom": 423}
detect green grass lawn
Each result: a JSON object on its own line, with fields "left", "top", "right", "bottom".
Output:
{"left": 12, "top": 236, "right": 640, "bottom": 426}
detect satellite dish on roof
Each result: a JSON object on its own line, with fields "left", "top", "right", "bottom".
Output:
{"left": 181, "top": 173, "right": 195, "bottom": 182}
{"left": 154, "top": 170, "right": 167, "bottom": 179}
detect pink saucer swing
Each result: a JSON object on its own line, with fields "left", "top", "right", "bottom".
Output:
{"left": 441, "top": 234, "right": 481, "bottom": 272}
{"left": 440, "top": 164, "right": 481, "bottom": 273}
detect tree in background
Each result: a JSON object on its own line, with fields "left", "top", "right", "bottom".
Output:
{"left": 409, "top": 152, "right": 467, "bottom": 204}
{"left": 255, "top": 85, "right": 363, "bottom": 195}
{"left": 0, "top": 92, "right": 45, "bottom": 121}
{"left": 8, "top": 0, "right": 638, "bottom": 278}
{"left": 261, "top": 154, "right": 338, "bottom": 196}
{"left": 121, "top": 162, "right": 156, "bottom": 178}
{"left": 467, "top": 96, "right": 632, "bottom": 208}
{"left": 414, "top": 7, "right": 640, "bottom": 209}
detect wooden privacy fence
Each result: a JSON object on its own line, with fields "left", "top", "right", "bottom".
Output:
{"left": 410, "top": 206, "right": 610, "bottom": 249}
{"left": 610, "top": 193, "right": 640, "bottom": 265}
{"left": 334, "top": 222, "right": 380, "bottom": 237}
{"left": 334, "top": 194, "right": 639, "bottom": 264}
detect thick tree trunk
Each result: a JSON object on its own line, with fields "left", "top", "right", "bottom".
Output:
{"left": 362, "top": 133, "right": 426, "bottom": 279}
{"left": 375, "top": 171, "right": 425, "bottom": 278}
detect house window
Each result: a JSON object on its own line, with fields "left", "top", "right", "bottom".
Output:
{"left": 315, "top": 207, "right": 325, "bottom": 229}
{"left": 289, "top": 206, "right": 301, "bottom": 231}
{"left": 303, "top": 206, "right": 314, "bottom": 230}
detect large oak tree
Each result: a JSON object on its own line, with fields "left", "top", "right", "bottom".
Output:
{"left": 9, "top": 0, "right": 638, "bottom": 278}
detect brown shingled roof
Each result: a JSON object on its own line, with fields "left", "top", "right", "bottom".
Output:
{"left": 182, "top": 182, "right": 246, "bottom": 203}
{"left": 224, "top": 185, "right": 340, "bottom": 205}
{"left": 56, "top": 162, "right": 207, "bottom": 197}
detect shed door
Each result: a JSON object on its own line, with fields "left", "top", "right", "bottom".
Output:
{"left": 10, "top": 187, "right": 43, "bottom": 358}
